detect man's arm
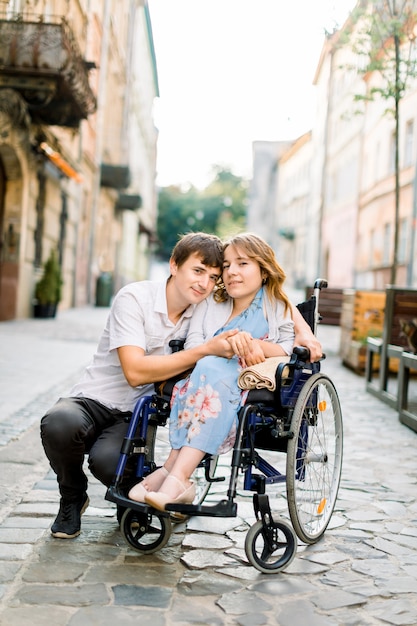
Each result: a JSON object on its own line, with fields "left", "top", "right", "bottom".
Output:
{"left": 291, "top": 304, "right": 322, "bottom": 362}
{"left": 118, "top": 329, "right": 238, "bottom": 387}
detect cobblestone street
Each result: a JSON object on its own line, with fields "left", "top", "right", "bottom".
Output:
{"left": 0, "top": 307, "right": 416, "bottom": 625}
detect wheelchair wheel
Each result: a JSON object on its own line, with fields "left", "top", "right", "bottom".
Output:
{"left": 120, "top": 508, "right": 172, "bottom": 553}
{"left": 245, "top": 516, "right": 297, "bottom": 574}
{"left": 150, "top": 420, "right": 218, "bottom": 506}
{"left": 286, "top": 373, "right": 343, "bottom": 544}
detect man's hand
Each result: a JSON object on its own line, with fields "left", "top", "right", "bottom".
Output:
{"left": 204, "top": 329, "right": 239, "bottom": 359}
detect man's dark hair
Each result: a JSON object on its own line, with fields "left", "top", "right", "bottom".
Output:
{"left": 171, "top": 232, "right": 223, "bottom": 269}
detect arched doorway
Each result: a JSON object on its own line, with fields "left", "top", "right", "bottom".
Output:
{"left": 0, "top": 148, "right": 22, "bottom": 321}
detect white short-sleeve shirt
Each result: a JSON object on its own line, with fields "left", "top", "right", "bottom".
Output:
{"left": 69, "top": 280, "right": 194, "bottom": 411}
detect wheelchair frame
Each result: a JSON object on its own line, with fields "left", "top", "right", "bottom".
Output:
{"left": 106, "top": 279, "right": 343, "bottom": 574}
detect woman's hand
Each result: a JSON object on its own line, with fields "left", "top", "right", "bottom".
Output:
{"left": 227, "top": 331, "right": 266, "bottom": 368}
{"left": 293, "top": 330, "right": 322, "bottom": 362}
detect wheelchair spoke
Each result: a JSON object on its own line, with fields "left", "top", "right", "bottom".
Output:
{"left": 287, "top": 374, "right": 343, "bottom": 544}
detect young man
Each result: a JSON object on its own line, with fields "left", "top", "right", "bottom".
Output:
{"left": 41, "top": 232, "right": 321, "bottom": 539}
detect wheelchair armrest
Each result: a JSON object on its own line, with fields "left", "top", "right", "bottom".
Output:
{"left": 293, "top": 346, "right": 310, "bottom": 361}
{"left": 154, "top": 338, "right": 189, "bottom": 397}
{"left": 154, "top": 368, "right": 192, "bottom": 398}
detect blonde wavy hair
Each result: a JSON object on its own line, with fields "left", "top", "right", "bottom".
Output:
{"left": 214, "top": 232, "right": 291, "bottom": 313}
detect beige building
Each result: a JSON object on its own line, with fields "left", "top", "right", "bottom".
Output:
{"left": 0, "top": 0, "right": 159, "bottom": 320}
{"left": 247, "top": 140, "right": 291, "bottom": 253}
{"left": 312, "top": 24, "right": 365, "bottom": 289}
{"left": 275, "top": 132, "right": 313, "bottom": 289}
{"left": 262, "top": 4, "right": 417, "bottom": 292}
{"left": 356, "top": 45, "right": 417, "bottom": 289}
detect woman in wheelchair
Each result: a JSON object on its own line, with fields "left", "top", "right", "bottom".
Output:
{"left": 128, "top": 233, "right": 297, "bottom": 509}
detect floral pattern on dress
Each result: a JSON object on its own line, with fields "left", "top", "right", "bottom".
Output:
{"left": 169, "top": 289, "right": 270, "bottom": 455}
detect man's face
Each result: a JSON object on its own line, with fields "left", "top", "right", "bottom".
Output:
{"left": 170, "top": 252, "right": 221, "bottom": 305}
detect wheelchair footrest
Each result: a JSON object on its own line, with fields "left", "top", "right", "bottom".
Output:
{"left": 167, "top": 499, "right": 237, "bottom": 518}
{"left": 106, "top": 486, "right": 237, "bottom": 518}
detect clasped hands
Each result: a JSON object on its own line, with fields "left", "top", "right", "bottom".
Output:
{"left": 207, "top": 328, "right": 322, "bottom": 367}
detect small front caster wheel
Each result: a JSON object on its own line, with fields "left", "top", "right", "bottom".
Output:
{"left": 245, "top": 516, "right": 297, "bottom": 574}
{"left": 121, "top": 508, "right": 172, "bottom": 554}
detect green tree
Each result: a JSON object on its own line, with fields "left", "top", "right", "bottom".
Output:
{"left": 347, "top": 0, "right": 417, "bottom": 284}
{"left": 155, "top": 167, "right": 248, "bottom": 260}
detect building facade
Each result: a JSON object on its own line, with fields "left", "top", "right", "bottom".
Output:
{"left": 0, "top": 0, "right": 159, "bottom": 320}
{"left": 274, "top": 132, "right": 313, "bottom": 289}
{"left": 251, "top": 2, "right": 417, "bottom": 292}
{"left": 247, "top": 140, "right": 291, "bottom": 254}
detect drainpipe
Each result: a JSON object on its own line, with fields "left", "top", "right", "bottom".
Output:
{"left": 87, "top": 0, "right": 111, "bottom": 304}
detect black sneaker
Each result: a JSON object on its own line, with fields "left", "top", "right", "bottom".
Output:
{"left": 51, "top": 493, "right": 90, "bottom": 539}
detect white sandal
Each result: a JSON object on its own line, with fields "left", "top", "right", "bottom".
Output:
{"left": 128, "top": 465, "right": 169, "bottom": 502}
{"left": 144, "top": 475, "right": 196, "bottom": 511}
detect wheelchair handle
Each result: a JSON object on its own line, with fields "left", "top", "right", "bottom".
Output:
{"left": 314, "top": 278, "right": 328, "bottom": 290}
{"left": 294, "top": 346, "right": 325, "bottom": 363}
{"left": 293, "top": 346, "right": 310, "bottom": 361}
{"left": 313, "top": 278, "right": 328, "bottom": 333}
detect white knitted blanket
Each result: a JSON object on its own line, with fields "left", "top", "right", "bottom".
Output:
{"left": 238, "top": 356, "right": 291, "bottom": 391}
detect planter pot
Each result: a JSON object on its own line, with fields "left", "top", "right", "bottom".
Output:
{"left": 33, "top": 303, "right": 57, "bottom": 318}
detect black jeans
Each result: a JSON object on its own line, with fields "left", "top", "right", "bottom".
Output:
{"left": 40, "top": 397, "right": 133, "bottom": 500}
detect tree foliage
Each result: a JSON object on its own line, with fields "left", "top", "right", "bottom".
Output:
{"left": 155, "top": 166, "right": 248, "bottom": 260}
{"left": 350, "top": 0, "right": 417, "bottom": 110}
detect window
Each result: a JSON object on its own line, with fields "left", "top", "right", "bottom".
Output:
{"left": 383, "top": 222, "right": 391, "bottom": 265}
{"left": 6, "top": 0, "right": 23, "bottom": 15}
{"left": 405, "top": 120, "right": 414, "bottom": 167}
{"left": 398, "top": 217, "right": 408, "bottom": 263}
{"left": 374, "top": 142, "right": 380, "bottom": 182}
{"left": 370, "top": 229, "right": 376, "bottom": 267}
{"left": 389, "top": 131, "right": 396, "bottom": 174}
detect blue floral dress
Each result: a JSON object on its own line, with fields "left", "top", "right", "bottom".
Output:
{"left": 169, "top": 289, "right": 269, "bottom": 455}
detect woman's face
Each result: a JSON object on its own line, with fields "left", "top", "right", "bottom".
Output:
{"left": 222, "top": 244, "right": 264, "bottom": 303}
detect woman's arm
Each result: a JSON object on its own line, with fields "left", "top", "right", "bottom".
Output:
{"left": 291, "top": 304, "right": 322, "bottom": 362}
{"left": 227, "top": 300, "right": 322, "bottom": 366}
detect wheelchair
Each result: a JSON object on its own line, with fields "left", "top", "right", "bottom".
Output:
{"left": 106, "top": 279, "right": 343, "bottom": 574}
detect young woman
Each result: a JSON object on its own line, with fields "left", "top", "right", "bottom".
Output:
{"left": 128, "top": 233, "right": 297, "bottom": 510}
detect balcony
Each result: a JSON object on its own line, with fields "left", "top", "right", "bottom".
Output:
{"left": 0, "top": 13, "right": 97, "bottom": 128}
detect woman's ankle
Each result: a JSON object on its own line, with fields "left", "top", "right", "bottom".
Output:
{"left": 158, "top": 473, "right": 191, "bottom": 497}
{"left": 142, "top": 465, "right": 169, "bottom": 491}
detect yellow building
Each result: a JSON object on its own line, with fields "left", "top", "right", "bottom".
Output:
{"left": 0, "top": 0, "right": 159, "bottom": 319}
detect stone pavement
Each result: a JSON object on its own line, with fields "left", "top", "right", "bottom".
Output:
{"left": 0, "top": 307, "right": 417, "bottom": 625}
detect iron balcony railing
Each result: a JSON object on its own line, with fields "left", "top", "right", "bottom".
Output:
{"left": 0, "top": 12, "right": 97, "bottom": 127}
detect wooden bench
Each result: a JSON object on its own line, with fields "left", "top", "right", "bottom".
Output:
{"left": 305, "top": 287, "right": 343, "bottom": 326}
{"left": 365, "top": 287, "right": 417, "bottom": 415}
{"left": 341, "top": 289, "right": 385, "bottom": 373}
{"left": 398, "top": 352, "right": 417, "bottom": 433}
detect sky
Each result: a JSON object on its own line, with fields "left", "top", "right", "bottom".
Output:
{"left": 147, "top": 0, "right": 357, "bottom": 189}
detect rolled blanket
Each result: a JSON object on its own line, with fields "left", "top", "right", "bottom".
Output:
{"left": 238, "top": 356, "right": 291, "bottom": 391}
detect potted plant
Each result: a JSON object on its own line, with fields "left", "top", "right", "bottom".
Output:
{"left": 33, "top": 249, "right": 63, "bottom": 318}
